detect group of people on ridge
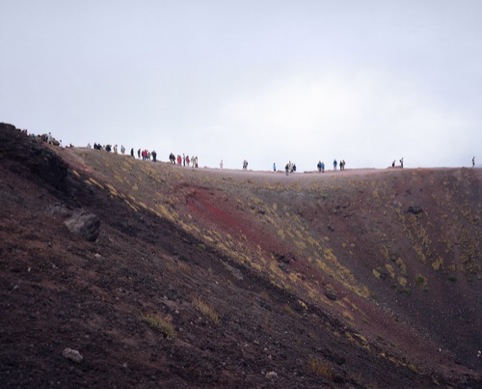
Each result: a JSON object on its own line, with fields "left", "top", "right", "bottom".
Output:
{"left": 315, "top": 159, "right": 346, "bottom": 172}
{"left": 285, "top": 161, "right": 297, "bottom": 175}
{"left": 70, "top": 135, "right": 482, "bottom": 172}
{"left": 391, "top": 158, "right": 404, "bottom": 168}
{"left": 169, "top": 153, "right": 199, "bottom": 168}
{"left": 333, "top": 159, "right": 346, "bottom": 171}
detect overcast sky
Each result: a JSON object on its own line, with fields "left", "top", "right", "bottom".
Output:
{"left": 1, "top": 1, "right": 481, "bottom": 170}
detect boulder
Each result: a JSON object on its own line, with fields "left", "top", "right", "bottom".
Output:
{"left": 265, "top": 371, "right": 278, "bottom": 379}
{"left": 407, "top": 205, "right": 423, "bottom": 215}
{"left": 46, "top": 203, "right": 73, "bottom": 218}
{"left": 62, "top": 348, "right": 83, "bottom": 363}
{"left": 64, "top": 210, "right": 100, "bottom": 242}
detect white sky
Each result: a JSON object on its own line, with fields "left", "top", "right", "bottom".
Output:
{"left": 1, "top": 1, "right": 481, "bottom": 170}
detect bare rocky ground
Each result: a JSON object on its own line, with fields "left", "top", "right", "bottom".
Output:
{"left": 0, "top": 122, "right": 481, "bottom": 388}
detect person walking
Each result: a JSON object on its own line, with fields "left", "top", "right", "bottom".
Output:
{"left": 472, "top": 156, "right": 475, "bottom": 167}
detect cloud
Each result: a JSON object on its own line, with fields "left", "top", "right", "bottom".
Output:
{"left": 216, "top": 69, "right": 475, "bottom": 169}
{"left": 1, "top": 1, "right": 480, "bottom": 170}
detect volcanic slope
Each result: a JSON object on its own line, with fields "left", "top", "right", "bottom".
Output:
{"left": 1, "top": 123, "right": 481, "bottom": 388}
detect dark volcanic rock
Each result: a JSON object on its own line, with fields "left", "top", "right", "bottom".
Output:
{"left": 0, "top": 122, "right": 70, "bottom": 193}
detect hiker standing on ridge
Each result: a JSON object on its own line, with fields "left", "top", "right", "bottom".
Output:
{"left": 473, "top": 156, "right": 475, "bottom": 167}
